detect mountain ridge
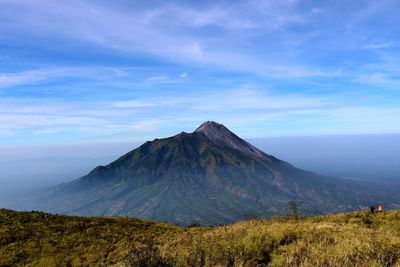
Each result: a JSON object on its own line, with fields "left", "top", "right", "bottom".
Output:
{"left": 195, "top": 121, "right": 277, "bottom": 163}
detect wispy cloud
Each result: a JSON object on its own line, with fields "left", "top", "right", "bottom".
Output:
{"left": 0, "top": 67, "right": 186, "bottom": 89}
{"left": 145, "top": 75, "right": 169, "bottom": 82}
{"left": 0, "top": 0, "right": 339, "bottom": 78}
{"left": 1, "top": 0, "right": 399, "bottom": 78}
{"left": 1, "top": 0, "right": 400, "bottom": 145}
{"left": 357, "top": 72, "right": 400, "bottom": 88}
{"left": 364, "top": 42, "right": 395, "bottom": 50}
{"left": 0, "top": 69, "right": 66, "bottom": 88}
{"left": 111, "top": 87, "right": 331, "bottom": 111}
{"left": 2, "top": 85, "right": 399, "bottom": 144}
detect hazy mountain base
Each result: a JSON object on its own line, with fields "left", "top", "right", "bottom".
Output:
{"left": 1, "top": 209, "right": 399, "bottom": 266}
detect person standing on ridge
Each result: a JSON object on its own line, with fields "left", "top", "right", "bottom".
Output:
{"left": 377, "top": 204, "right": 384, "bottom": 212}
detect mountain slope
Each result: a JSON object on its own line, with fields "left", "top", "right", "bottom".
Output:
{"left": 23, "top": 121, "right": 399, "bottom": 225}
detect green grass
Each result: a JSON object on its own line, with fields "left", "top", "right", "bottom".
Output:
{"left": 1, "top": 209, "right": 400, "bottom": 266}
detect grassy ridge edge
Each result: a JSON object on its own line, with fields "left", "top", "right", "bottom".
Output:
{"left": 1, "top": 208, "right": 399, "bottom": 266}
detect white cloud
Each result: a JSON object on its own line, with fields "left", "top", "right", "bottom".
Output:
{"left": 112, "top": 99, "right": 157, "bottom": 108}
{"left": 364, "top": 42, "right": 395, "bottom": 50}
{"left": 310, "top": 7, "right": 325, "bottom": 14}
{"left": 1, "top": 84, "right": 400, "bottom": 142}
{"left": 357, "top": 72, "right": 400, "bottom": 88}
{"left": 1, "top": 0, "right": 400, "bottom": 143}
{"left": 128, "top": 120, "right": 165, "bottom": 132}
{"left": 0, "top": 67, "right": 172, "bottom": 89}
{"left": 0, "top": 69, "right": 64, "bottom": 88}
{"left": 0, "top": 87, "right": 330, "bottom": 139}
{"left": 112, "top": 87, "right": 331, "bottom": 112}
{"left": 0, "top": 0, "right": 335, "bottom": 78}
{"left": 145, "top": 75, "right": 169, "bottom": 82}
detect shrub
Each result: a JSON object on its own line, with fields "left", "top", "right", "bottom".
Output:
{"left": 188, "top": 222, "right": 202, "bottom": 228}
{"left": 125, "top": 238, "right": 171, "bottom": 267}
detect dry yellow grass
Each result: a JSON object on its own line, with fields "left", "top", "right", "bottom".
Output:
{"left": 163, "top": 211, "right": 400, "bottom": 266}
{"left": 1, "top": 209, "right": 400, "bottom": 266}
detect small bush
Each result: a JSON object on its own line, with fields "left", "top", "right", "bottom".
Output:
{"left": 362, "top": 213, "right": 373, "bottom": 225}
{"left": 125, "top": 238, "right": 171, "bottom": 267}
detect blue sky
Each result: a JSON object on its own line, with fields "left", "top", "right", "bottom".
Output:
{"left": 1, "top": 0, "right": 400, "bottom": 145}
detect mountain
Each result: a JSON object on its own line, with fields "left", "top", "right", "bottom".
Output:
{"left": 20, "top": 121, "right": 399, "bottom": 225}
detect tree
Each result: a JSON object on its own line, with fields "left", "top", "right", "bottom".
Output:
{"left": 287, "top": 201, "right": 299, "bottom": 217}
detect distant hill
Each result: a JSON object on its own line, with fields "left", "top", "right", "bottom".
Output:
{"left": 15, "top": 121, "right": 400, "bottom": 225}
{"left": 1, "top": 208, "right": 400, "bottom": 266}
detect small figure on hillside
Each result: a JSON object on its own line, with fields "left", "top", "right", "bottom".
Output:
{"left": 377, "top": 203, "right": 384, "bottom": 212}
{"left": 370, "top": 205, "right": 375, "bottom": 213}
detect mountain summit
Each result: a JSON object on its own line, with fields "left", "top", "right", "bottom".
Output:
{"left": 27, "top": 122, "right": 396, "bottom": 225}
{"left": 195, "top": 121, "right": 273, "bottom": 162}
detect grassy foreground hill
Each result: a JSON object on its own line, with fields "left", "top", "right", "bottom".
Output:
{"left": 1, "top": 209, "right": 400, "bottom": 267}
